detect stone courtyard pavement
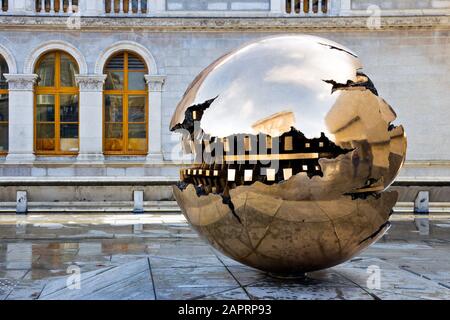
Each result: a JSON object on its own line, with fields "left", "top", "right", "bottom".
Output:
{"left": 0, "top": 213, "right": 449, "bottom": 300}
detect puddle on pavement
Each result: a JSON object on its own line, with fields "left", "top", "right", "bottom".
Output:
{"left": 0, "top": 213, "right": 449, "bottom": 281}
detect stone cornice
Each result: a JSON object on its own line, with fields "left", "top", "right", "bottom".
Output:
{"left": 0, "top": 15, "right": 448, "bottom": 32}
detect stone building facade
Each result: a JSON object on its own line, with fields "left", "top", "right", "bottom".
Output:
{"left": 0, "top": 0, "right": 449, "bottom": 207}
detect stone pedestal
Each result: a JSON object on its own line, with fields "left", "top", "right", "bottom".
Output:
{"left": 80, "top": 0, "right": 104, "bottom": 16}
{"left": 7, "top": 0, "right": 36, "bottom": 14}
{"left": 148, "top": 0, "right": 166, "bottom": 14}
{"left": 145, "top": 75, "right": 166, "bottom": 163}
{"left": 4, "top": 74, "right": 38, "bottom": 163}
{"left": 75, "top": 74, "right": 106, "bottom": 162}
{"left": 339, "top": 0, "right": 352, "bottom": 16}
{"left": 270, "top": 0, "right": 284, "bottom": 14}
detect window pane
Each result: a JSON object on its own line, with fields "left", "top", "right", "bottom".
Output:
{"left": 127, "top": 53, "right": 145, "bottom": 70}
{"left": 36, "top": 53, "right": 55, "bottom": 87}
{"left": 61, "top": 124, "right": 78, "bottom": 139}
{"left": 105, "top": 123, "right": 123, "bottom": 152}
{"left": 0, "top": 123, "right": 7, "bottom": 152}
{"left": 36, "top": 123, "right": 55, "bottom": 151}
{"left": 60, "top": 124, "right": 79, "bottom": 152}
{"left": 60, "top": 95, "right": 79, "bottom": 122}
{"left": 60, "top": 54, "right": 79, "bottom": 87}
{"left": 0, "top": 56, "right": 8, "bottom": 90}
{"left": 105, "top": 52, "right": 124, "bottom": 69}
{"left": 128, "top": 72, "right": 146, "bottom": 90}
{"left": 36, "top": 95, "right": 55, "bottom": 122}
{"left": 128, "top": 124, "right": 146, "bottom": 152}
{"left": 128, "top": 95, "right": 145, "bottom": 122}
{"left": 105, "top": 71, "right": 124, "bottom": 90}
{"left": 0, "top": 94, "right": 8, "bottom": 122}
{"left": 105, "top": 95, "right": 123, "bottom": 122}
{"left": 128, "top": 123, "right": 146, "bottom": 139}
{"left": 105, "top": 123, "right": 123, "bottom": 139}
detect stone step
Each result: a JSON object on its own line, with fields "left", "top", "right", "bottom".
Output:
{"left": 1, "top": 200, "right": 450, "bottom": 214}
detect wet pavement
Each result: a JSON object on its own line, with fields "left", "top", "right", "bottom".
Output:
{"left": 0, "top": 213, "right": 449, "bottom": 300}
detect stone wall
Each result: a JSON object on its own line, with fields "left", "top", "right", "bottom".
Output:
{"left": 0, "top": 18, "right": 449, "bottom": 179}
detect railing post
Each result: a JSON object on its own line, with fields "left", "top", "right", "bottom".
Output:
{"left": 286, "top": 0, "right": 291, "bottom": 14}
{"left": 137, "top": 0, "right": 141, "bottom": 14}
{"left": 128, "top": 0, "right": 132, "bottom": 14}
{"left": 39, "top": 0, "right": 44, "bottom": 13}
{"left": 68, "top": 0, "right": 73, "bottom": 13}
{"left": 119, "top": 0, "right": 123, "bottom": 14}
{"left": 103, "top": 0, "right": 109, "bottom": 15}
{"left": 300, "top": 0, "right": 304, "bottom": 15}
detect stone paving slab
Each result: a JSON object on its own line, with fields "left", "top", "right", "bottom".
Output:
{"left": 0, "top": 213, "right": 449, "bottom": 300}
{"left": 40, "top": 259, "right": 154, "bottom": 300}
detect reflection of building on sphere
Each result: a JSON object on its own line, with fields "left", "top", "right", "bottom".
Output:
{"left": 171, "top": 35, "right": 407, "bottom": 274}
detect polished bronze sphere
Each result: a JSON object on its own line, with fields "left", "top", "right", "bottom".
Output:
{"left": 170, "top": 35, "right": 407, "bottom": 274}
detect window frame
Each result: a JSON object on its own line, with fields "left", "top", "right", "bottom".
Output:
{"left": 103, "top": 51, "right": 149, "bottom": 156}
{"left": 0, "top": 56, "right": 9, "bottom": 155}
{"left": 34, "top": 51, "right": 80, "bottom": 156}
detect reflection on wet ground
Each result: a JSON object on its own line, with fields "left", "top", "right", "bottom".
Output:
{"left": 0, "top": 213, "right": 449, "bottom": 300}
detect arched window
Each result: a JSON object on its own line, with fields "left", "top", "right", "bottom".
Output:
{"left": 35, "top": 51, "right": 79, "bottom": 155}
{"left": 0, "top": 55, "right": 8, "bottom": 154}
{"left": 103, "top": 51, "right": 148, "bottom": 155}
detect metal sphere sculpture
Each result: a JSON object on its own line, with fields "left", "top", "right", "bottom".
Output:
{"left": 170, "top": 35, "right": 407, "bottom": 274}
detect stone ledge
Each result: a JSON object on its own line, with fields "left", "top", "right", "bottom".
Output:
{"left": 394, "top": 177, "right": 450, "bottom": 186}
{"left": 1, "top": 200, "right": 450, "bottom": 214}
{"left": 0, "top": 176, "right": 179, "bottom": 186}
{"left": 0, "top": 176, "right": 449, "bottom": 186}
{"left": 0, "top": 15, "right": 448, "bottom": 31}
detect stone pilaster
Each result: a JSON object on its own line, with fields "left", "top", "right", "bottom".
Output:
{"left": 145, "top": 75, "right": 166, "bottom": 162}
{"left": 75, "top": 74, "right": 107, "bottom": 162}
{"left": 4, "top": 74, "right": 38, "bottom": 163}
